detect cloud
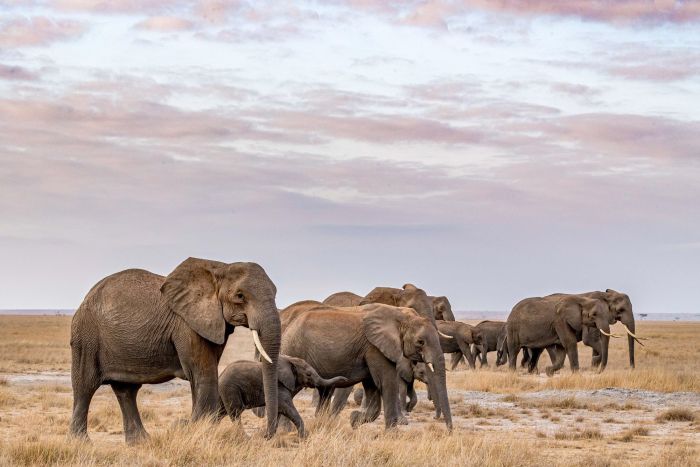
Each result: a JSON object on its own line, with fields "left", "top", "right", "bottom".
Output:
{"left": 0, "top": 64, "right": 38, "bottom": 81}
{"left": 133, "top": 16, "right": 195, "bottom": 32}
{"left": 0, "top": 16, "right": 86, "bottom": 48}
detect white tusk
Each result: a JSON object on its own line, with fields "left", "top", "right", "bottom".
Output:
{"left": 621, "top": 323, "right": 648, "bottom": 340}
{"left": 252, "top": 330, "right": 273, "bottom": 364}
{"left": 598, "top": 328, "right": 622, "bottom": 338}
{"left": 438, "top": 330, "right": 454, "bottom": 339}
{"left": 427, "top": 363, "right": 434, "bottom": 372}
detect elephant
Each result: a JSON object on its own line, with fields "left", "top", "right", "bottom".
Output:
{"left": 436, "top": 320, "right": 484, "bottom": 370}
{"left": 322, "top": 291, "right": 363, "bottom": 307}
{"left": 360, "top": 284, "right": 435, "bottom": 325}
{"left": 506, "top": 295, "right": 616, "bottom": 375}
{"left": 281, "top": 302, "right": 453, "bottom": 430}
{"left": 218, "top": 356, "right": 347, "bottom": 437}
{"left": 333, "top": 284, "right": 451, "bottom": 416}
{"left": 69, "top": 257, "right": 281, "bottom": 443}
{"left": 525, "top": 290, "right": 643, "bottom": 371}
{"left": 470, "top": 320, "right": 508, "bottom": 367}
{"left": 431, "top": 296, "right": 456, "bottom": 321}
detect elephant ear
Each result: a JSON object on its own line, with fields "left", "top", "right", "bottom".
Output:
{"left": 277, "top": 356, "right": 297, "bottom": 392}
{"left": 555, "top": 297, "right": 583, "bottom": 328}
{"left": 362, "top": 306, "right": 407, "bottom": 363}
{"left": 160, "top": 257, "right": 226, "bottom": 345}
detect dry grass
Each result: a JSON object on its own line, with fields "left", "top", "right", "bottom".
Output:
{"left": 656, "top": 408, "right": 697, "bottom": 423}
{"left": 0, "top": 316, "right": 699, "bottom": 466}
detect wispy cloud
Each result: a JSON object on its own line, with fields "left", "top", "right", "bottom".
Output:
{"left": 0, "top": 16, "right": 86, "bottom": 47}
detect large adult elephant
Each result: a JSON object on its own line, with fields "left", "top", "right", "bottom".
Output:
{"left": 281, "top": 302, "right": 452, "bottom": 430}
{"left": 69, "top": 257, "right": 281, "bottom": 443}
{"left": 506, "top": 295, "right": 616, "bottom": 375}
{"left": 323, "top": 291, "right": 363, "bottom": 307}
{"left": 470, "top": 320, "right": 507, "bottom": 367}
{"left": 431, "top": 296, "right": 456, "bottom": 321}
{"left": 360, "top": 284, "right": 435, "bottom": 324}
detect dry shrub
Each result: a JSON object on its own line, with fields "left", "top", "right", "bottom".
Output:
{"left": 554, "top": 427, "right": 602, "bottom": 440}
{"left": 655, "top": 441, "right": 698, "bottom": 467}
{"left": 616, "top": 425, "right": 650, "bottom": 442}
{"left": 656, "top": 408, "right": 697, "bottom": 422}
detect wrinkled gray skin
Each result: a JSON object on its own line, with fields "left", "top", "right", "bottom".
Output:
{"left": 506, "top": 295, "right": 613, "bottom": 375}
{"left": 323, "top": 291, "right": 363, "bottom": 307}
{"left": 437, "top": 320, "right": 484, "bottom": 370}
{"left": 70, "top": 257, "right": 281, "bottom": 443}
{"left": 524, "top": 290, "right": 638, "bottom": 371}
{"left": 334, "top": 284, "right": 444, "bottom": 417}
{"left": 218, "top": 356, "right": 347, "bottom": 437}
{"left": 281, "top": 302, "right": 452, "bottom": 431}
{"left": 469, "top": 320, "right": 508, "bottom": 367}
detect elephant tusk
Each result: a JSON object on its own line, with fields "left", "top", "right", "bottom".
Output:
{"left": 252, "top": 330, "right": 273, "bottom": 364}
{"left": 427, "top": 363, "right": 434, "bottom": 372}
{"left": 621, "top": 323, "right": 648, "bottom": 340}
{"left": 438, "top": 330, "right": 454, "bottom": 339}
{"left": 598, "top": 328, "right": 622, "bottom": 338}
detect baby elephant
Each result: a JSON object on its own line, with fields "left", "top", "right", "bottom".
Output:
{"left": 218, "top": 355, "right": 348, "bottom": 437}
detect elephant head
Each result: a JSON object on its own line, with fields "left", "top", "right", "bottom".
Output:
{"left": 278, "top": 355, "right": 348, "bottom": 392}
{"left": 604, "top": 289, "right": 640, "bottom": 368}
{"left": 557, "top": 296, "right": 613, "bottom": 372}
{"left": 361, "top": 284, "right": 436, "bottom": 325}
{"left": 362, "top": 306, "right": 452, "bottom": 430}
{"left": 432, "top": 296, "right": 455, "bottom": 321}
{"left": 160, "top": 257, "right": 281, "bottom": 437}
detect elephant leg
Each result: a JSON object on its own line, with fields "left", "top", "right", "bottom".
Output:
{"left": 311, "top": 389, "right": 320, "bottom": 408}
{"left": 458, "top": 339, "right": 476, "bottom": 369}
{"left": 69, "top": 343, "right": 101, "bottom": 439}
{"left": 315, "top": 386, "right": 334, "bottom": 416}
{"left": 329, "top": 386, "right": 353, "bottom": 416}
{"left": 353, "top": 386, "right": 364, "bottom": 406}
{"left": 526, "top": 348, "right": 543, "bottom": 374}
{"left": 279, "top": 394, "right": 305, "bottom": 438}
{"left": 520, "top": 348, "right": 531, "bottom": 368}
{"left": 545, "top": 345, "right": 559, "bottom": 366}
{"left": 545, "top": 342, "right": 570, "bottom": 376}
{"left": 582, "top": 329, "right": 601, "bottom": 368}
{"left": 350, "top": 379, "right": 381, "bottom": 428}
{"left": 111, "top": 382, "right": 148, "bottom": 444}
{"left": 506, "top": 330, "right": 518, "bottom": 371}
{"left": 449, "top": 352, "right": 463, "bottom": 371}
{"left": 406, "top": 381, "right": 418, "bottom": 413}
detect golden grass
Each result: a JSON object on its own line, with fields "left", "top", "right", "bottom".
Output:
{"left": 0, "top": 316, "right": 698, "bottom": 466}
{"left": 656, "top": 408, "right": 697, "bottom": 423}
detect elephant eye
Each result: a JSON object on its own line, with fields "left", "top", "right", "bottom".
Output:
{"left": 417, "top": 339, "right": 425, "bottom": 346}
{"left": 233, "top": 292, "right": 245, "bottom": 303}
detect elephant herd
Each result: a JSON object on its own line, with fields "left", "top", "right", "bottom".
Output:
{"left": 68, "top": 257, "right": 645, "bottom": 443}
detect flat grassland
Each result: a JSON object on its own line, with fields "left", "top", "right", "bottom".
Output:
{"left": 0, "top": 316, "right": 698, "bottom": 466}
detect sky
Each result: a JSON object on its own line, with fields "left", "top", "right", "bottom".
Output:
{"left": 0, "top": 1, "right": 699, "bottom": 313}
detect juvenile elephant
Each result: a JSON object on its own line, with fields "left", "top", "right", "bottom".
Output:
{"left": 436, "top": 320, "right": 484, "bottom": 370}
{"left": 506, "top": 295, "right": 615, "bottom": 375}
{"left": 218, "top": 356, "right": 347, "bottom": 437}
{"left": 470, "top": 320, "right": 508, "bottom": 367}
{"left": 281, "top": 302, "right": 452, "bottom": 430}
{"left": 322, "top": 291, "right": 363, "bottom": 307}
{"left": 70, "top": 257, "right": 281, "bottom": 443}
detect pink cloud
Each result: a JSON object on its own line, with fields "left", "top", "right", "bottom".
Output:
{"left": 52, "top": 0, "right": 175, "bottom": 13}
{"left": 134, "top": 16, "right": 195, "bottom": 32}
{"left": 0, "top": 64, "right": 38, "bottom": 81}
{"left": 0, "top": 16, "right": 86, "bottom": 48}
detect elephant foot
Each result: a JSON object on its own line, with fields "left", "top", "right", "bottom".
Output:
{"left": 350, "top": 410, "right": 363, "bottom": 428}
{"left": 545, "top": 366, "right": 556, "bottom": 377}
{"left": 397, "top": 414, "right": 409, "bottom": 425}
{"left": 125, "top": 430, "right": 149, "bottom": 445}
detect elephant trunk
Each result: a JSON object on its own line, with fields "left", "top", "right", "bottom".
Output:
{"left": 622, "top": 316, "right": 636, "bottom": 369}
{"left": 317, "top": 376, "right": 349, "bottom": 388}
{"left": 250, "top": 300, "right": 281, "bottom": 438}
{"left": 426, "top": 350, "right": 452, "bottom": 431}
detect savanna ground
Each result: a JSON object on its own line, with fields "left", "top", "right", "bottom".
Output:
{"left": 0, "top": 316, "right": 698, "bottom": 466}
